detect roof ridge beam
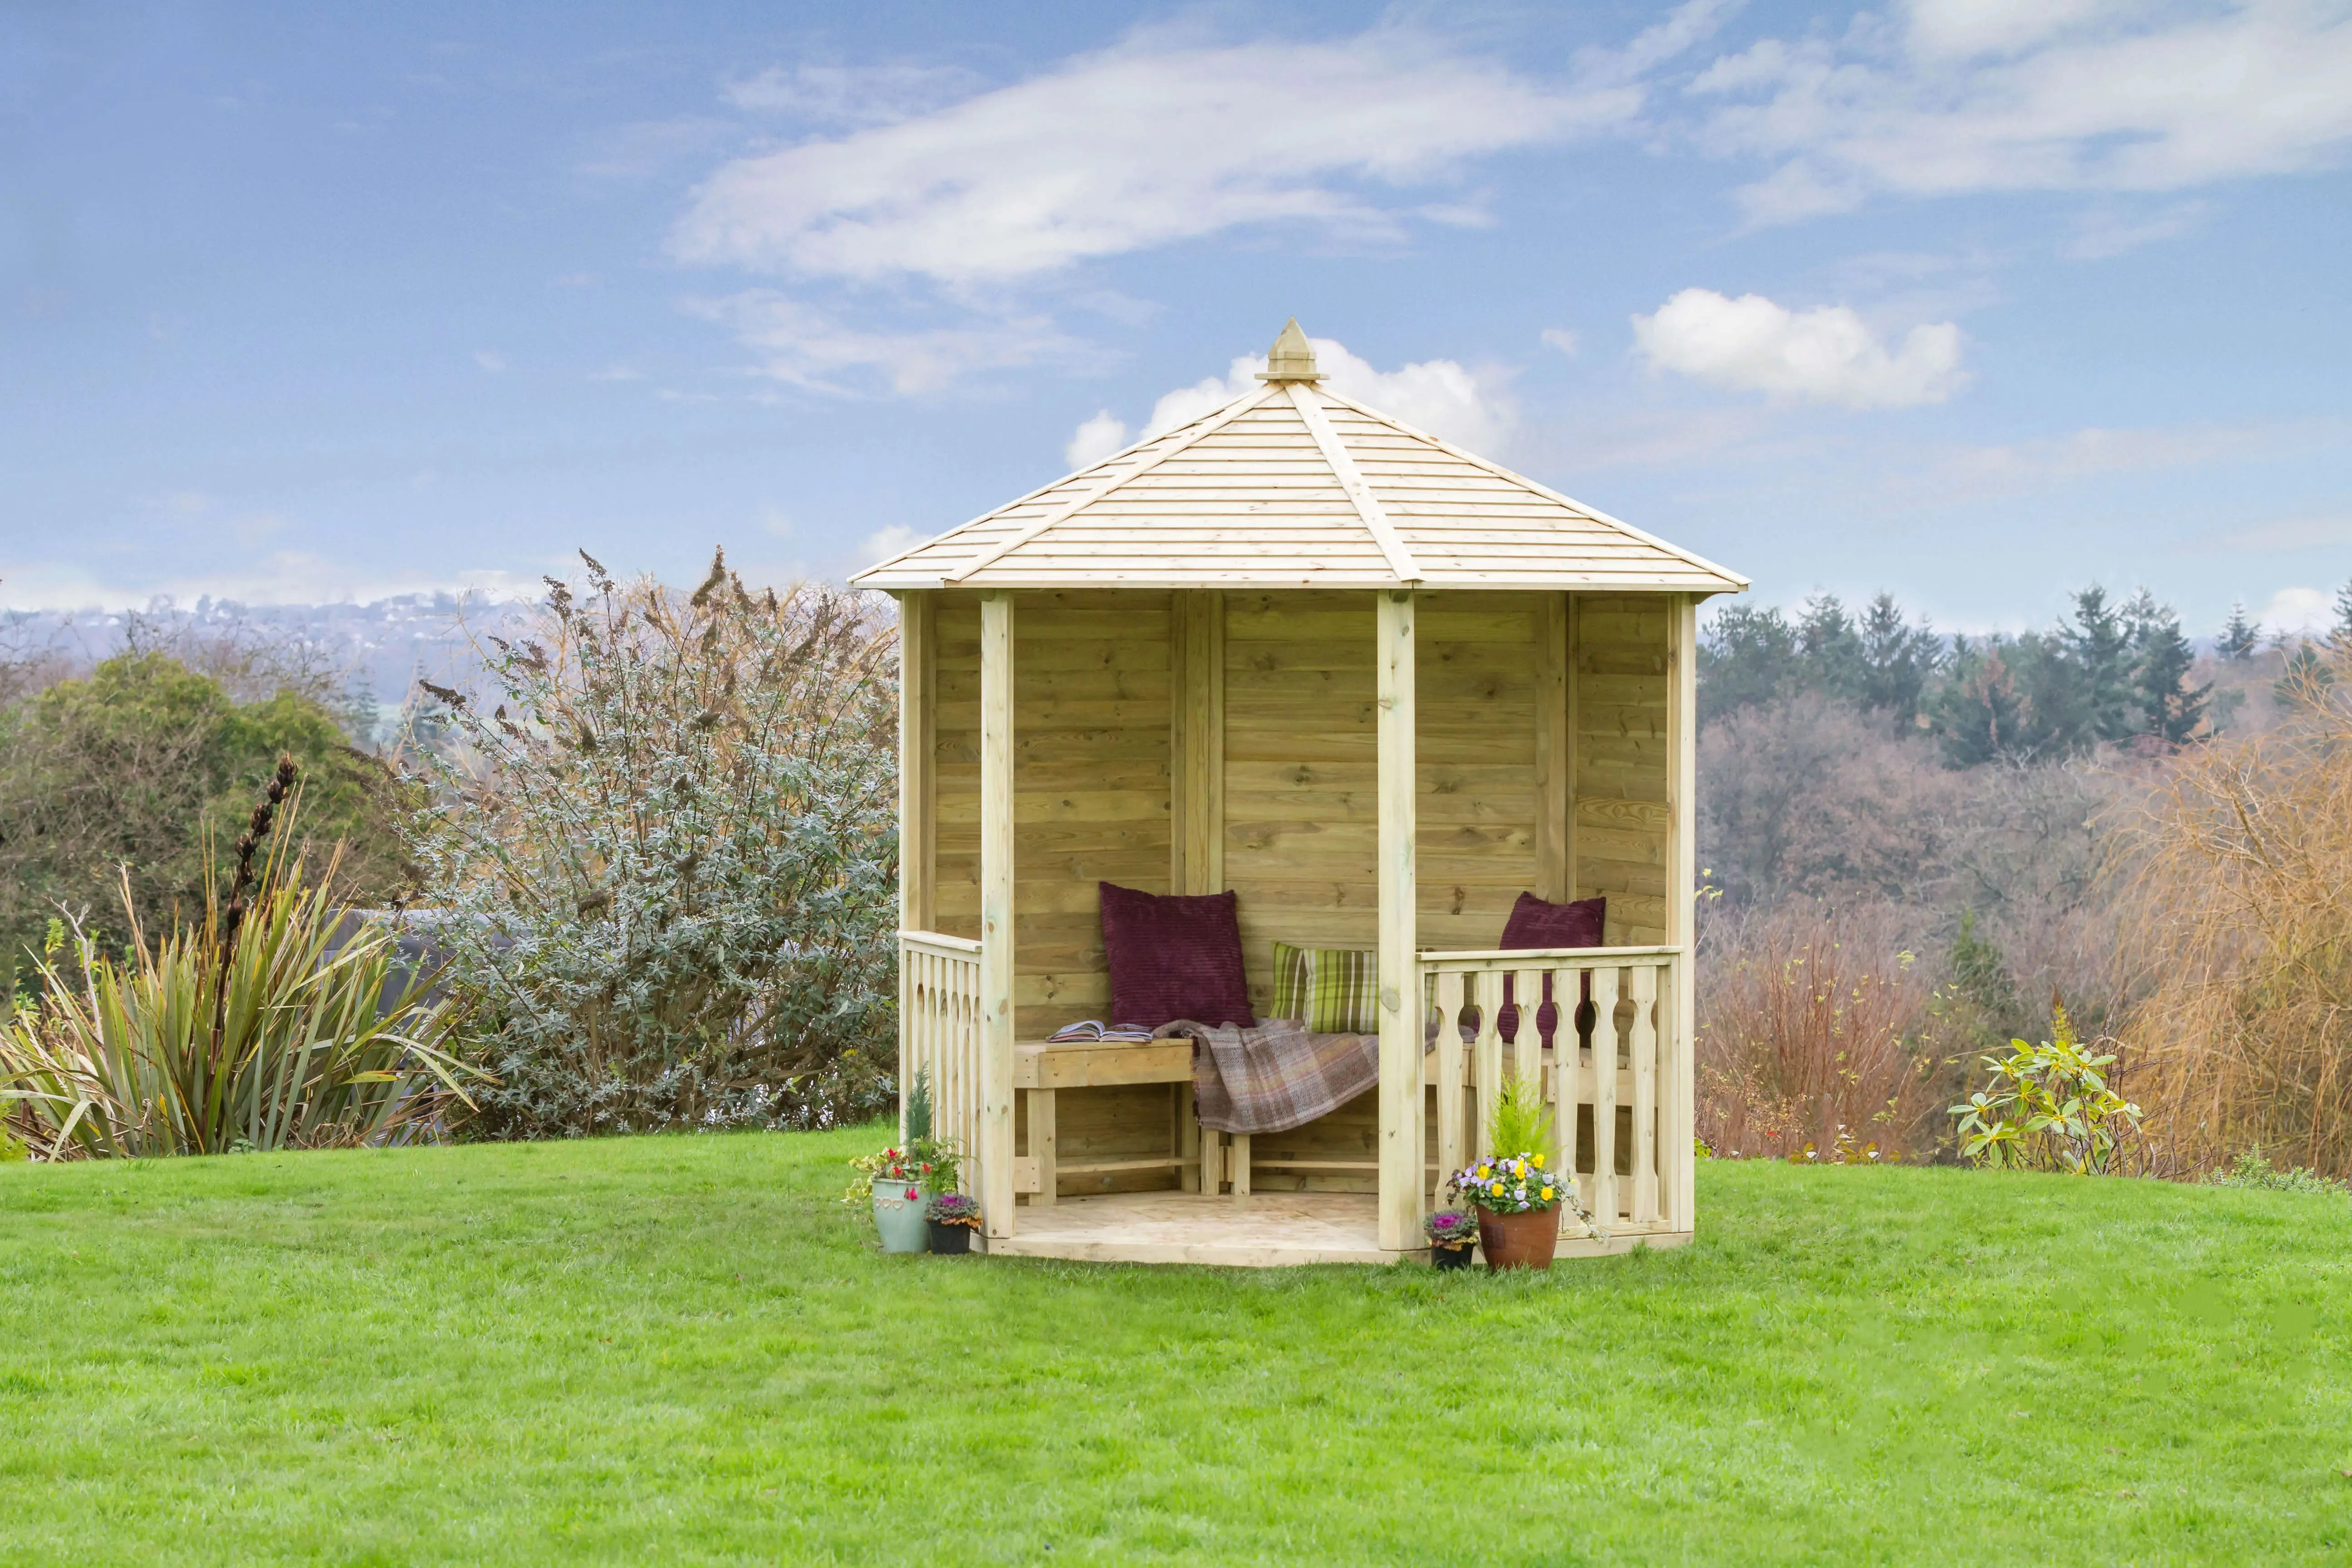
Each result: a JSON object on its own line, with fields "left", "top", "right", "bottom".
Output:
{"left": 1314, "top": 387, "right": 1748, "bottom": 591}
{"left": 1286, "top": 382, "right": 1422, "bottom": 584}
{"left": 942, "top": 385, "right": 1280, "bottom": 585}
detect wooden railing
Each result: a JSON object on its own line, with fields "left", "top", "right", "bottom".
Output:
{"left": 898, "top": 931, "right": 983, "bottom": 1180}
{"left": 1421, "top": 947, "right": 1684, "bottom": 1234}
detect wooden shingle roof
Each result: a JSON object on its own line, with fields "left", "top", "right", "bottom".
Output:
{"left": 852, "top": 321, "right": 1747, "bottom": 594}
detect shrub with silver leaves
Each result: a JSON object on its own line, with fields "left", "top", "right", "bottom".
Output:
{"left": 409, "top": 549, "right": 898, "bottom": 1137}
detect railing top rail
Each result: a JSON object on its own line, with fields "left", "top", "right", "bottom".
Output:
{"left": 899, "top": 929, "right": 984, "bottom": 957}
{"left": 1419, "top": 945, "right": 1682, "bottom": 968}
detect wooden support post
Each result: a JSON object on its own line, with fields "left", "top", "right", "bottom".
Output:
{"left": 1376, "top": 589, "right": 1422, "bottom": 1253}
{"left": 898, "top": 591, "right": 936, "bottom": 931}
{"left": 1664, "top": 593, "right": 1700, "bottom": 1235}
{"left": 896, "top": 592, "right": 935, "bottom": 1143}
{"left": 1176, "top": 1082, "right": 1200, "bottom": 1193}
{"left": 1229, "top": 1132, "right": 1251, "bottom": 1196}
{"left": 1535, "top": 592, "right": 1572, "bottom": 903}
{"left": 1029, "top": 1088, "right": 1056, "bottom": 1208}
{"left": 978, "top": 590, "right": 1017, "bottom": 1239}
{"left": 1170, "top": 589, "right": 1225, "bottom": 896}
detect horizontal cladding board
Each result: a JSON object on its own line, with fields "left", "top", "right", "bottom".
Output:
{"left": 937, "top": 791, "right": 1170, "bottom": 826}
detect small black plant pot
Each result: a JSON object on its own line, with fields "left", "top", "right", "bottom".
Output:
{"left": 1431, "top": 1243, "right": 1475, "bottom": 1270}
{"left": 928, "top": 1221, "right": 973, "bottom": 1254}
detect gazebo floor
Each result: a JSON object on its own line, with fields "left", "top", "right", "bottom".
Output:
{"left": 980, "top": 1191, "right": 1692, "bottom": 1269}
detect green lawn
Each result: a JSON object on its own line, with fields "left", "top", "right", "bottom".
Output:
{"left": 1, "top": 1132, "right": 2347, "bottom": 1566}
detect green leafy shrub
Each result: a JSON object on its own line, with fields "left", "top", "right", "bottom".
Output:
{"left": 410, "top": 552, "right": 898, "bottom": 1139}
{"left": 2205, "top": 1147, "right": 2349, "bottom": 1195}
{"left": 0, "top": 651, "right": 413, "bottom": 979}
{"left": 0, "top": 769, "right": 480, "bottom": 1158}
{"left": 1949, "top": 1005, "right": 2146, "bottom": 1174}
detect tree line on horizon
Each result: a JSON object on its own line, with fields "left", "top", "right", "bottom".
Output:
{"left": 1700, "top": 578, "right": 2352, "bottom": 767}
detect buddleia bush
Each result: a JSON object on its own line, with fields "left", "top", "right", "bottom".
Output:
{"left": 409, "top": 550, "right": 898, "bottom": 1139}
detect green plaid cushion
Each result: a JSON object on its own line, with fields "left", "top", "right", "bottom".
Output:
{"left": 1269, "top": 940, "right": 1379, "bottom": 1035}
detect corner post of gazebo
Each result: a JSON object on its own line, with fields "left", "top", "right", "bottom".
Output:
{"left": 1376, "top": 588, "right": 1423, "bottom": 1253}
{"left": 978, "top": 589, "right": 1018, "bottom": 1237}
{"left": 1663, "top": 593, "right": 1700, "bottom": 1235}
{"left": 895, "top": 590, "right": 935, "bottom": 1144}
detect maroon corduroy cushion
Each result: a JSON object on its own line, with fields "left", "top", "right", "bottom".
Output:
{"left": 1496, "top": 892, "right": 1606, "bottom": 1044}
{"left": 1098, "top": 882, "right": 1256, "bottom": 1029}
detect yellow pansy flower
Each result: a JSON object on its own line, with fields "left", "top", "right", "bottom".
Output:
{"left": 1531, "top": 1154, "right": 1544, "bottom": 1167}
{"left": 1540, "top": 1186, "right": 1554, "bottom": 1200}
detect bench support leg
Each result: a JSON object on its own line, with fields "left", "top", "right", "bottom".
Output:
{"left": 1027, "top": 1088, "right": 1056, "bottom": 1207}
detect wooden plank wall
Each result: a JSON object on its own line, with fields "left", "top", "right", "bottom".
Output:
{"left": 1572, "top": 593, "right": 1672, "bottom": 945}
{"left": 933, "top": 590, "right": 1176, "bottom": 1040}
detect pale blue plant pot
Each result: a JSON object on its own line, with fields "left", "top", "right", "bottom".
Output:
{"left": 871, "top": 1180, "right": 930, "bottom": 1254}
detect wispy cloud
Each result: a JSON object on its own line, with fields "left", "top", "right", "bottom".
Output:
{"left": 689, "top": 292, "right": 1082, "bottom": 394}
{"left": 2187, "top": 512, "right": 2352, "bottom": 555}
{"left": 1692, "top": 2, "right": 2352, "bottom": 224}
{"left": 674, "top": 27, "right": 1666, "bottom": 288}
{"left": 1927, "top": 417, "right": 2349, "bottom": 497}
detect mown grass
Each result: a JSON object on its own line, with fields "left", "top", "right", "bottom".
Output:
{"left": 1, "top": 1130, "right": 2347, "bottom": 1565}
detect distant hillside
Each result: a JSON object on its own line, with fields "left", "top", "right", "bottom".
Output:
{"left": 0, "top": 594, "right": 533, "bottom": 743}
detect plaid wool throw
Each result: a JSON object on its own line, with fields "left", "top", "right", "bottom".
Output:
{"left": 1155, "top": 1016, "right": 1381, "bottom": 1135}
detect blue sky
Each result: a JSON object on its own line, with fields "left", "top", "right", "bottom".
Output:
{"left": 5, "top": 0, "right": 2349, "bottom": 637}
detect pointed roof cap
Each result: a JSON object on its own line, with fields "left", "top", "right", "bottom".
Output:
{"left": 853, "top": 324, "right": 1748, "bottom": 595}
{"left": 1256, "top": 318, "right": 1322, "bottom": 383}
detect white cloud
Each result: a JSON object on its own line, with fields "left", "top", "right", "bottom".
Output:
{"left": 1695, "top": 2, "right": 2352, "bottom": 224}
{"left": 672, "top": 25, "right": 1680, "bottom": 287}
{"left": 1114, "top": 335, "right": 1517, "bottom": 456}
{"left": 2260, "top": 585, "right": 2332, "bottom": 633}
{"left": 1632, "top": 288, "right": 1966, "bottom": 408}
{"left": 861, "top": 525, "right": 919, "bottom": 565}
{"left": 474, "top": 350, "right": 507, "bottom": 372}
{"left": 1539, "top": 328, "right": 1580, "bottom": 355}
{"left": 1064, "top": 410, "right": 1129, "bottom": 469}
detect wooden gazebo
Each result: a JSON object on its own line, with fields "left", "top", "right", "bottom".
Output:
{"left": 853, "top": 321, "right": 1746, "bottom": 1265}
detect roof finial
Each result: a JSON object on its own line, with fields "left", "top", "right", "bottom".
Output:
{"left": 1256, "top": 318, "right": 1322, "bottom": 383}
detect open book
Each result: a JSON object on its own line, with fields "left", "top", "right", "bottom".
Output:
{"left": 1046, "top": 1019, "right": 1158, "bottom": 1044}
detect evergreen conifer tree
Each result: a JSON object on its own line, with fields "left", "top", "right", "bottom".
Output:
{"left": 2063, "top": 587, "right": 2136, "bottom": 743}
{"left": 2216, "top": 601, "right": 2259, "bottom": 661}
{"left": 2127, "top": 595, "right": 2209, "bottom": 745}
{"left": 1857, "top": 592, "right": 1940, "bottom": 726}
{"left": 2333, "top": 578, "right": 2352, "bottom": 650}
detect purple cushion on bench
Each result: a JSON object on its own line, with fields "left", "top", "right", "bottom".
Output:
{"left": 1495, "top": 892, "right": 1606, "bottom": 1044}
{"left": 1098, "top": 882, "right": 1256, "bottom": 1029}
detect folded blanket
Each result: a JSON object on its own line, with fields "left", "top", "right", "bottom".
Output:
{"left": 1155, "top": 1017, "right": 1380, "bottom": 1135}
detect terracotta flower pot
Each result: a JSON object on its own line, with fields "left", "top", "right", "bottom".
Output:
{"left": 1476, "top": 1206, "right": 1558, "bottom": 1272}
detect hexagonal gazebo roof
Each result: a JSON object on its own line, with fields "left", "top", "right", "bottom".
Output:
{"left": 852, "top": 320, "right": 1746, "bottom": 596}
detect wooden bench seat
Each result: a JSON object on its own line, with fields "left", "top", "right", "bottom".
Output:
{"left": 1014, "top": 1038, "right": 1234, "bottom": 1204}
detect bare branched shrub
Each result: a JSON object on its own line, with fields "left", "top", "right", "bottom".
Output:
{"left": 1698, "top": 693, "right": 1955, "bottom": 906}
{"left": 1696, "top": 902, "right": 1947, "bottom": 1160}
{"left": 2112, "top": 642, "right": 2352, "bottom": 1175}
{"left": 409, "top": 550, "right": 899, "bottom": 1138}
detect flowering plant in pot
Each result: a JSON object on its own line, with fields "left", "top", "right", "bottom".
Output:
{"left": 846, "top": 1143, "right": 935, "bottom": 1253}
{"left": 1424, "top": 1208, "right": 1480, "bottom": 1269}
{"left": 927, "top": 1191, "right": 981, "bottom": 1254}
{"left": 1446, "top": 1074, "right": 1603, "bottom": 1272}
